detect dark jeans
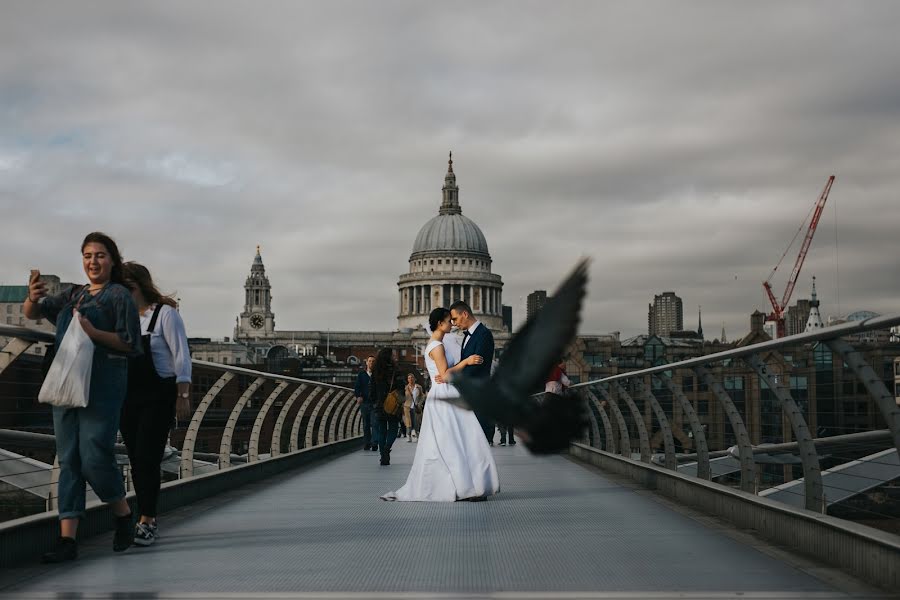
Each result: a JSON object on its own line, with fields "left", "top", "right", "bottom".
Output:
{"left": 475, "top": 411, "right": 495, "bottom": 444}
{"left": 373, "top": 411, "right": 400, "bottom": 455}
{"left": 360, "top": 403, "right": 374, "bottom": 448}
{"left": 120, "top": 378, "right": 176, "bottom": 518}
{"left": 498, "top": 424, "right": 515, "bottom": 444}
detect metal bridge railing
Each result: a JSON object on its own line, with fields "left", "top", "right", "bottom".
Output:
{"left": 565, "top": 312, "right": 900, "bottom": 521}
{"left": 0, "top": 325, "right": 360, "bottom": 520}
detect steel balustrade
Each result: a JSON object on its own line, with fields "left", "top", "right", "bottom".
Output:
{"left": 248, "top": 381, "right": 290, "bottom": 462}
{"left": 271, "top": 384, "right": 311, "bottom": 457}
{"left": 290, "top": 388, "right": 331, "bottom": 453}
{"left": 563, "top": 312, "right": 900, "bottom": 513}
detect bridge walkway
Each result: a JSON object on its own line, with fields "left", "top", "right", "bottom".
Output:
{"left": 0, "top": 442, "right": 884, "bottom": 599}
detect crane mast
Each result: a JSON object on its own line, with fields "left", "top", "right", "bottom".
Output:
{"left": 763, "top": 175, "right": 835, "bottom": 338}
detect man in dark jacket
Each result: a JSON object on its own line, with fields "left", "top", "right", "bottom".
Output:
{"left": 354, "top": 356, "right": 376, "bottom": 451}
{"left": 450, "top": 301, "right": 496, "bottom": 445}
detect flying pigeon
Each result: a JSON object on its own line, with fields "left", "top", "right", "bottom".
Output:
{"left": 450, "top": 258, "right": 591, "bottom": 454}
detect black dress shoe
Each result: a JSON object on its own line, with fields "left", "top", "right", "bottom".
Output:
{"left": 379, "top": 453, "right": 390, "bottom": 466}
{"left": 363, "top": 444, "right": 371, "bottom": 451}
{"left": 42, "top": 537, "right": 77, "bottom": 563}
{"left": 113, "top": 514, "right": 134, "bottom": 552}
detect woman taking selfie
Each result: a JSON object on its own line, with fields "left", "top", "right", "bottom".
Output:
{"left": 120, "top": 262, "right": 192, "bottom": 547}
{"left": 23, "top": 232, "right": 141, "bottom": 562}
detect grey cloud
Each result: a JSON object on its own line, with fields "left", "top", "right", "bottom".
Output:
{"left": 1, "top": 1, "right": 898, "bottom": 339}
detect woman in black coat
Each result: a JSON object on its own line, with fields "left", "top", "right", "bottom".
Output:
{"left": 369, "top": 348, "right": 406, "bottom": 465}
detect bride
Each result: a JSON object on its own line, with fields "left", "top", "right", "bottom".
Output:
{"left": 381, "top": 307, "right": 500, "bottom": 502}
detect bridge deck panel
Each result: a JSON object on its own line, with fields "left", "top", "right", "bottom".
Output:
{"left": 1, "top": 443, "right": 836, "bottom": 595}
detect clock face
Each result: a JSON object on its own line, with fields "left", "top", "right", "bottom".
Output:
{"left": 249, "top": 313, "right": 265, "bottom": 329}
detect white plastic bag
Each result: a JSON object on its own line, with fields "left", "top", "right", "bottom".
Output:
{"left": 38, "top": 313, "right": 94, "bottom": 408}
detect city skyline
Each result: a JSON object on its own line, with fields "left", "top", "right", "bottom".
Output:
{"left": 1, "top": 2, "right": 898, "bottom": 339}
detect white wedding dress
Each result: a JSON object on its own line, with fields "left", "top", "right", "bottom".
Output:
{"left": 381, "top": 339, "right": 500, "bottom": 501}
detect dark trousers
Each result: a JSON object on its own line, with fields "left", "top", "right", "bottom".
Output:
{"left": 120, "top": 379, "right": 176, "bottom": 518}
{"left": 475, "top": 411, "right": 495, "bottom": 444}
{"left": 360, "top": 403, "right": 375, "bottom": 448}
{"left": 498, "top": 424, "right": 515, "bottom": 444}
{"left": 373, "top": 411, "right": 400, "bottom": 455}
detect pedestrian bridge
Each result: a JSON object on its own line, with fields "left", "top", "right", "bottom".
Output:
{"left": 0, "top": 442, "right": 883, "bottom": 599}
{"left": 1, "top": 315, "right": 899, "bottom": 598}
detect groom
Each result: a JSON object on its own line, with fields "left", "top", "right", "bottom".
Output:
{"left": 449, "top": 300, "right": 495, "bottom": 445}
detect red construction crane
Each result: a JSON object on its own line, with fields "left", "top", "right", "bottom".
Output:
{"left": 763, "top": 175, "right": 835, "bottom": 338}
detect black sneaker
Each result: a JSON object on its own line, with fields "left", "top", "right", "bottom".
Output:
{"left": 134, "top": 522, "right": 157, "bottom": 546}
{"left": 363, "top": 444, "right": 371, "bottom": 451}
{"left": 380, "top": 452, "right": 390, "bottom": 466}
{"left": 42, "top": 537, "right": 77, "bottom": 563}
{"left": 113, "top": 514, "right": 134, "bottom": 552}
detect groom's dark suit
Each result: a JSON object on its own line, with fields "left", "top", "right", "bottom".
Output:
{"left": 460, "top": 321, "right": 495, "bottom": 443}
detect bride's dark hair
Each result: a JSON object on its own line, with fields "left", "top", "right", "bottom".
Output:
{"left": 429, "top": 307, "right": 450, "bottom": 332}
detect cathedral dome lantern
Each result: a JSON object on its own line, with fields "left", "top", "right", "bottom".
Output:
{"left": 398, "top": 154, "right": 504, "bottom": 332}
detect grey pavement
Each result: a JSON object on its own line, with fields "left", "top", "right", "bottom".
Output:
{"left": 0, "top": 440, "right": 887, "bottom": 599}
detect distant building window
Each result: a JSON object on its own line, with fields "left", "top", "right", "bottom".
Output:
{"left": 438, "top": 260, "right": 442, "bottom": 265}
{"left": 222, "top": 357, "right": 229, "bottom": 364}
{"left": 430, "top": 260, "right": 434, "bottom": 265}
{"left": 235, "top": 357, "right": 241, "bottom": 364}
{"left": 5, "top": 305, "right": 11, "bottom": 314}
{"left": 454, "top": 259, "right": 458, "bottom": 264}
{"left": 34, "top": 347, "right": 42, "bottom": 355}
{"left": 682, "top": 376, "right": 694, "bottom": 392}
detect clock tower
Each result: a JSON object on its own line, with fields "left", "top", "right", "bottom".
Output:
{"left": 235, "top": 246, "right": 276, "bottom": 340}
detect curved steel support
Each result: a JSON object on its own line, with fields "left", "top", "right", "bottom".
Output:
{"left": 585, "top": 389, "right": 615, "bottom": 452}
{"left": 592, "top": 386, "right": 630, "bottom": 457}
{"left": 331, "top": 392, "right": 356, "bottom": 441}
{"left": 307, "top": 389, "right": 343, "bottom": 447}
{"left": 270, "top": 384, "right": 310, "bottom": 456}
{"left": 318, "top": 390, "right": 352, "bottom": 445}
{"left": 181, "top": 372, "right": 234, "bottom": 478}
{"left": 48, "top": 454, "right": 60, "bottom": 511}
{"left": 290, "top": 388, "right": 331, "bottom": 452}
{"left": 352, "top": 407, "right": 362, "bottom": 436}
{"left": 580, "top": 389, "right": 602, "bottom": 448}
{"left": 745, "top": 354, "right": 823, "bottom": 512}
{"left": 248, "top": 381, "right": 290, "bottom": 462}
{"left": 219, "top": 377, "right": 266, "bottom": 468}
{"left": 656, "top": 372, "right": 710, "bottom": 480}
{"left": 635, "top": 378, "right": 676, "bottom": 470}
{"left": 0, "top": 337, "right": 34, "bottom": 376}
{"left": 615, "top": 382, "right": 652, "bottom": 462}
{"left": 827, "top": 339, "right": 900, "bottom": 460}
{"left": 694, "top": 365, "right": 756, "bottom": 494}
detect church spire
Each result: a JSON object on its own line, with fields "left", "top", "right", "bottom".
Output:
{"left": 697, "top": 305, "right": 704, "bottom": 339}
{"left": 721, "top": 322, "right": 727, "bottom": 344}
{"left": 805, "top": 276, "right": 824, "bottom": 332}
{"left": 439, "top": 151, "right": 461, "bottom": 215}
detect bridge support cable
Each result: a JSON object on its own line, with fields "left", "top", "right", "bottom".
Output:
{"left": 591, "top": 386, "right": 630, "bottom": 457}
{"left": 635, "top": 377, "right": 677, "bottom": 470}
{"left": 744, "top": 354, "right": 823, "bottom": 512}
{"left": 656, "top": 372, "right": 710, "bottom": 480}
{"left": 292, "top": 388, "right": 333, "bottom": 452}
{"left": 826, "top": 339, "right": 900, "bottom": 459}
{"left": 615, "top": 382, "right": 652, "bottom": 462}
{"left": 219, "top": 377, "right": 266, "bottom": 469}
{"left": 248, "top": 381, "right": 290, "bottom": 462}
{"left": 0, "top": 337, "right": 33, "bottom": 376}
{"left": 318, "top": 390, "right": 352, "bottom": 445}
{"left": 694, "top": 365, "right": 756, "bottom": 494}
{"left": 270, "top": 384, "right": 310, "bottom": 456}
{"left": 288, "top": 388, "right": 326, "bottom": 453}
{"left": 181, "top": 372, "right": 234, "bottom": 478}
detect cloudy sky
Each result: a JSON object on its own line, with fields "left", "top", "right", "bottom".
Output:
{"left": 1, "top": 1, "right": 898, "bottom": 340}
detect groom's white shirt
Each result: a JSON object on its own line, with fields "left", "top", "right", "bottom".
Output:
{"left": 462, "top": 320, "right": 482, "bottom": 348}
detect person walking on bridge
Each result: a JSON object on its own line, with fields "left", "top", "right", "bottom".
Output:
{"left": 23, "top": 232, "right": 142, "bottom": 562}
{"left": 369, "top": 348, "right": 405, "bottom": 465}
{"left": 354, "top": 355, "right": 376, "bottom": 451}
{"left": 120, "top": 262, "right": 192, "bottom": 547}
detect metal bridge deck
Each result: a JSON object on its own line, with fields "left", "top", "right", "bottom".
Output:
{"left": 0, "top": 442, "right": 884, "bottom": 599}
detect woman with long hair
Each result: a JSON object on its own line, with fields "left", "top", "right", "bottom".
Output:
{"left": 23, "top": 232, "right": 142, "bottom": 562}
{"left": 120, "top": 262, "right": 192, "bottom": 546}
{"left": 382, "top": 307, "right": 499, "bottom": 501}
{"left": 369, "top": 347, "right": 406, "bottom": 465}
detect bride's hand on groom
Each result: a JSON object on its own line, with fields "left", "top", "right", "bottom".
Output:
{"left": 465, "top": 355, "right": 483, "bottom": 366}
{"left": 434, "top": 374, "right": 445, "bottom": 383}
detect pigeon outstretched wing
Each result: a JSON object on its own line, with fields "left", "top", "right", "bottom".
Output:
{"left": 452, "top": 259, "right": 591, "bottom": 453}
